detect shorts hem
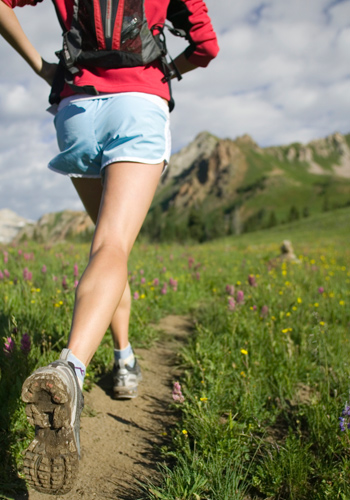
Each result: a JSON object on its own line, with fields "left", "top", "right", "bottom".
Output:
{"left": 48, "top": 164, "right": 100, "bottom": 178}
{"left": 101, "top": 156, "right": 168, "bottom": 170}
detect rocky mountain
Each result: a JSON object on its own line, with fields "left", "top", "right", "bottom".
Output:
{"left": 145, "top": 130, "right": 350, "bottom": 239}
{"left": 0, "top": 209, "right": 33, "bottom": 244}
{"left": 12, "top": 210, "right": 94, "bottom": 244}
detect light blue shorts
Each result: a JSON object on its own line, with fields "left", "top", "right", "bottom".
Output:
{"left": 48, "top": 92, "right": 171, "bottom": 178}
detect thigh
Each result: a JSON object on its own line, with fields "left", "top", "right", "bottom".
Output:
{"left": 71, "top": 178, "right": 103, "bottom": 224}
{"left": 92, "top": 161, "right": 164, "bottom": 256}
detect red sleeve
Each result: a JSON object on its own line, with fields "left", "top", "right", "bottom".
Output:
{"left": 2, "top": 0, "right": 42, "bottom": 7}
{"left": 167, "top": 0, "right": 219, "bottom": 67}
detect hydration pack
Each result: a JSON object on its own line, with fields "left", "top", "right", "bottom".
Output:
{"left": 50, "top": 0, "right": 185, "bottom": 109}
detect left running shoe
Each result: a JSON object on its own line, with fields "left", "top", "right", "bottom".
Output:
{"left": 21, "top": 348, "right": 84, "bottom": 495}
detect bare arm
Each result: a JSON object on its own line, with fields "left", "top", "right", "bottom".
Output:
{"left": 0, "top": 0, "right": 57, "bottom": 84}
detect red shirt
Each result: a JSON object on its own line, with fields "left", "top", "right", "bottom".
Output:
{"left": 5, "top": 0, "right": 219, "bottom": 100}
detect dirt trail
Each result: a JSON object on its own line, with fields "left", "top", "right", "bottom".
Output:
{"left": 14, "top": 315, "right": 192, "bottom": 500}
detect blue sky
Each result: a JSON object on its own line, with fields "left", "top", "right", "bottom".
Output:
{"left": 0, "top": 0, "right": 349, "bottom": 219}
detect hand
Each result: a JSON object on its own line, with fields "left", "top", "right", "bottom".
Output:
{"left": 37, "top": 59, "right": 58, "bottom": 86}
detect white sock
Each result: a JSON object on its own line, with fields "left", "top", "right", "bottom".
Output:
{"left": 114, "top": 343, "right": 135, "bottom": 367}
{"left": 67, "top": 352, "right": 86, "bottom": 390}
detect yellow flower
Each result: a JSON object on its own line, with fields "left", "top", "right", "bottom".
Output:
{"left": 320, "top": 321, "right": 325, "bottom": 326}
{"left": 59, "top": 300, "right": 63, "bottom": 305}
{"left": 236, "top": 281, "right": 241, "bottom": 285}
{"left": 279, "top": 291, "right": 284, "bottom": 295}
{"left": 182, "top": 429, "right": 188, "bottom": 435}
{"left": 212, "top": 288, "right": 217, "bottom": 293}
{"left": 241, "top": 349, "right": 248, "bottom": 355}
{"left": 240, "top": 371, "right": 246, "bottom": 377}
{"left": 314, "top": 303, "right": 319, "bottom": 308}
{"left": 310, "top": 259, "right": 316, "bottom": 265}
{"left": 200, "top": 397, "right": 208, "bottom": 402}
{"left": 282, "top": 328, "right": 289, "bottom": 333}
{"left": 292, "top": 306, "right": 297, "bottom": 311}
{"left": 286, "top": 312, "right": 291, "bottom": 317}
{"left": 339, "top": 300, "right": 345, "bottom": 306}
{"left": 271, "top": 316, "right": 276, "bottom": 321}
{"left": 329, "top": 292, "right": 334, "bottom": 298}
{"left": 140, "top": 294, "right": 145, "bottom": 299}
{"left": 36, "top": 288, "right": 41, "bottom": 293}
{"left": 31, "top": 300, "right": 35, "bottom": 304}
{"left": 297, "top": 298, "right": 302, "bottom": 304}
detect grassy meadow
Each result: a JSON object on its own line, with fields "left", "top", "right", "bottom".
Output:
{"left": 1, "top": 207, "right": 350, "bottom": 499}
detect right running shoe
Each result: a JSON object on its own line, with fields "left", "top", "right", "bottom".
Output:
{"left": 113, "top": 358, "right": 142, "bottom": 399}
{"left": 21, "top": 348, "right": 84, "bottom": 495}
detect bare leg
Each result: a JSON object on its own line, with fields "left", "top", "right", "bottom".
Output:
{"left": 71, "top": 177, "right": 131, "bottom": 350}
{"left": 68, "top": 162, "right": 163, "bottom": 366}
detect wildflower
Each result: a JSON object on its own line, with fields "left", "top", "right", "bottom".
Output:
{"left": 252, "top": 305, "right": 257, "bottom": 311}
{"left": 188, "top": 257, "right": 195, "bottom": 269}
{"left": 260, "top": 305, "right": 269, "bottom": 317}
{"left": 320, "top": 321, "right": 325, "bottom": 326}
{"left": 133, "top": 292, "right": 139, "bottom": 300}
{"left": 182, "top": 429, "right": 188, "bottom": 435}
{"left": 228, "top": 297, "right": 236, "bottom": 311}
{"left": 240, "top": 371, "right": 246, "bottom": 377}
{"left": 195, "top": 272, "right": 200, "bottom": 281}
{"left": 161, "top": 266, "right": 167, "bottom": 273}
{"left": 314, "top": 303, "right": 319, "bottom": 308}
{"left": 20, "top": 333, "right": 31, "bottom": 355}
{"left": 169, "top": 278, "right": 178, "bottom": 287}
{"left": 3, "top": 251, "right": 8, "bottom": 264}
{"left": 318, "top": 287, "right": 324, "bottom": 294}
{"left": 161, "top": 285, "right": 167, "bottom": 295}
{"left": 140, "top": 293, "right": 145, "bottom": 299}
{"left": 139, "top": 269, "right": 144, "bottom": 275}
{"left": 297, "top": 297, "right": 302, "bottom": 304}
{"left": 225, "top": 284, "right": 235, "bottom": 295}
{"left": 241, "top": 349, "right": 248, "bottom": 355}
{"left": 200, "top": 397, "right": 208, "bottom": 402}
{"left": 62, "top": 275, "right": 68, "bottom": 289}
{"left": 73, "top": 263, "right": 79, "bottom": 277}
{"left": 74, "top": 280, "right": 79, "bottom": 288}
{"left": 248, "top": 275, "right": 257, "bottom": 287}
{"left": 23, "top": 268, "right": 30, "bottom": 280}
{"left": 141, "top": 277, "right": 146, "bottom": 284}
{"left": 339, "top": 404, "right": 350, "bottom": 432}
{"left": 153, "top": 278, "right": 159, "bottom": 286}
{"left": 3, "top": 337, "right": 15, "bottom": 357}
{"left": 0, "top": 271, "right": 3, "bottom": 280}
{"left": 41, "top": 265, "right": 47, "bottom": 273}
{"left": 172, "top": 382, "right": 185, "bottom": 403}
{"left": 236, "top": 290, "right": 244, "bottom": 304}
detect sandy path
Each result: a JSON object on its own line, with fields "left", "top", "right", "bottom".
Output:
{"left": 13, "top": 315, "right": 192, "bottom": 500}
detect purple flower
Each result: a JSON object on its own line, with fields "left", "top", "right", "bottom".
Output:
{"left": 18, "top": 249, "right": 22, "bottom": 256}
{"left": 339, "top": 404, "right": 350, "bottom": 432}
{"left": 23, "top": 267, "right": 30, "bottom": 280}
{"left": 172, "top": 381, "right": 185, "bottom": 403}
{"left": 133, "top": 292, "right": 139, "bottom": 300}
{"left": 161, "top": 284, "right": 167, "bottom": 295}
{"left": 188, "top": 257, "right": 194, "bottom": 269}
{"left": 225, "top": 284, "right": 235, "bottom": 296}
{"left": 74, "top": 280, "right": 79, "bottom": 288}
{"left": 4, "top": 269, "right": 9, "bottom": 278}
{"left": 161, "top": 266, "right": 167, "bottom": 273}
{"left": 62, "top": 275, "right": 68, "bottom": 289}
{"left": 73, "top": 263, "right": 79, "bottom": 277}
{"left": 3, "top": 251, "right": 8, "bottom": 264}
{"left": 4, "top": 337, "right": 15, "bottom": 357}
{"left": 260, "top": 305, "right": 269, "bottom": 318}
{"left": 195, "top": 272, "right": 200, "bottom": 281}
{"left": 141, "top": 277, "right": 146, "bottom": 284}
{"left": 252, "top": 305, "right": 257, "bottom": 311}
{"left": 228, "top": 297, "right": 236, "bottom": 311}
{"left": 318, "top": 287, "right": 325, "bottom": 294}
{"left": 248, "top": 275, "right": 257, "bottom": 287}
{"left": 0, "top": 271, "right": 3, "bottom": 280}
{"left": 20, "top": 333, "right": 31, "bottom": 355}
{"left": 169, "top": 278, "right": 178, "bottom": 287}
{"left": 153, "top": 278, "right": 160, "bottom": 286}
{"left": 139, "top": 269, "right": 144, "bottom": 275}
{"left": 41, "top": 265, "right": 47, "bottom": 274}
{"left": 236, "top": 290, "right": 245, "bottom": 304}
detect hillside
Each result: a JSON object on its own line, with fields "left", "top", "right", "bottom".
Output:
{"left": 141, "top": 130, "right": 350, "bottom": 240}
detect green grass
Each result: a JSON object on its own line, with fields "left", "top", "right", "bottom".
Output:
{"left": 1, "top": 208, "right": 350, "bottom": 498}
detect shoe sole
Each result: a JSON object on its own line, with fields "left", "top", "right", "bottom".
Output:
{"left": 21, "top": 371, "right": 79, "bottom": 495}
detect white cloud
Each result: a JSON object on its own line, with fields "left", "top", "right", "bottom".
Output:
{"left": 0, "top": 0, "right": 349, "bottom": 219}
